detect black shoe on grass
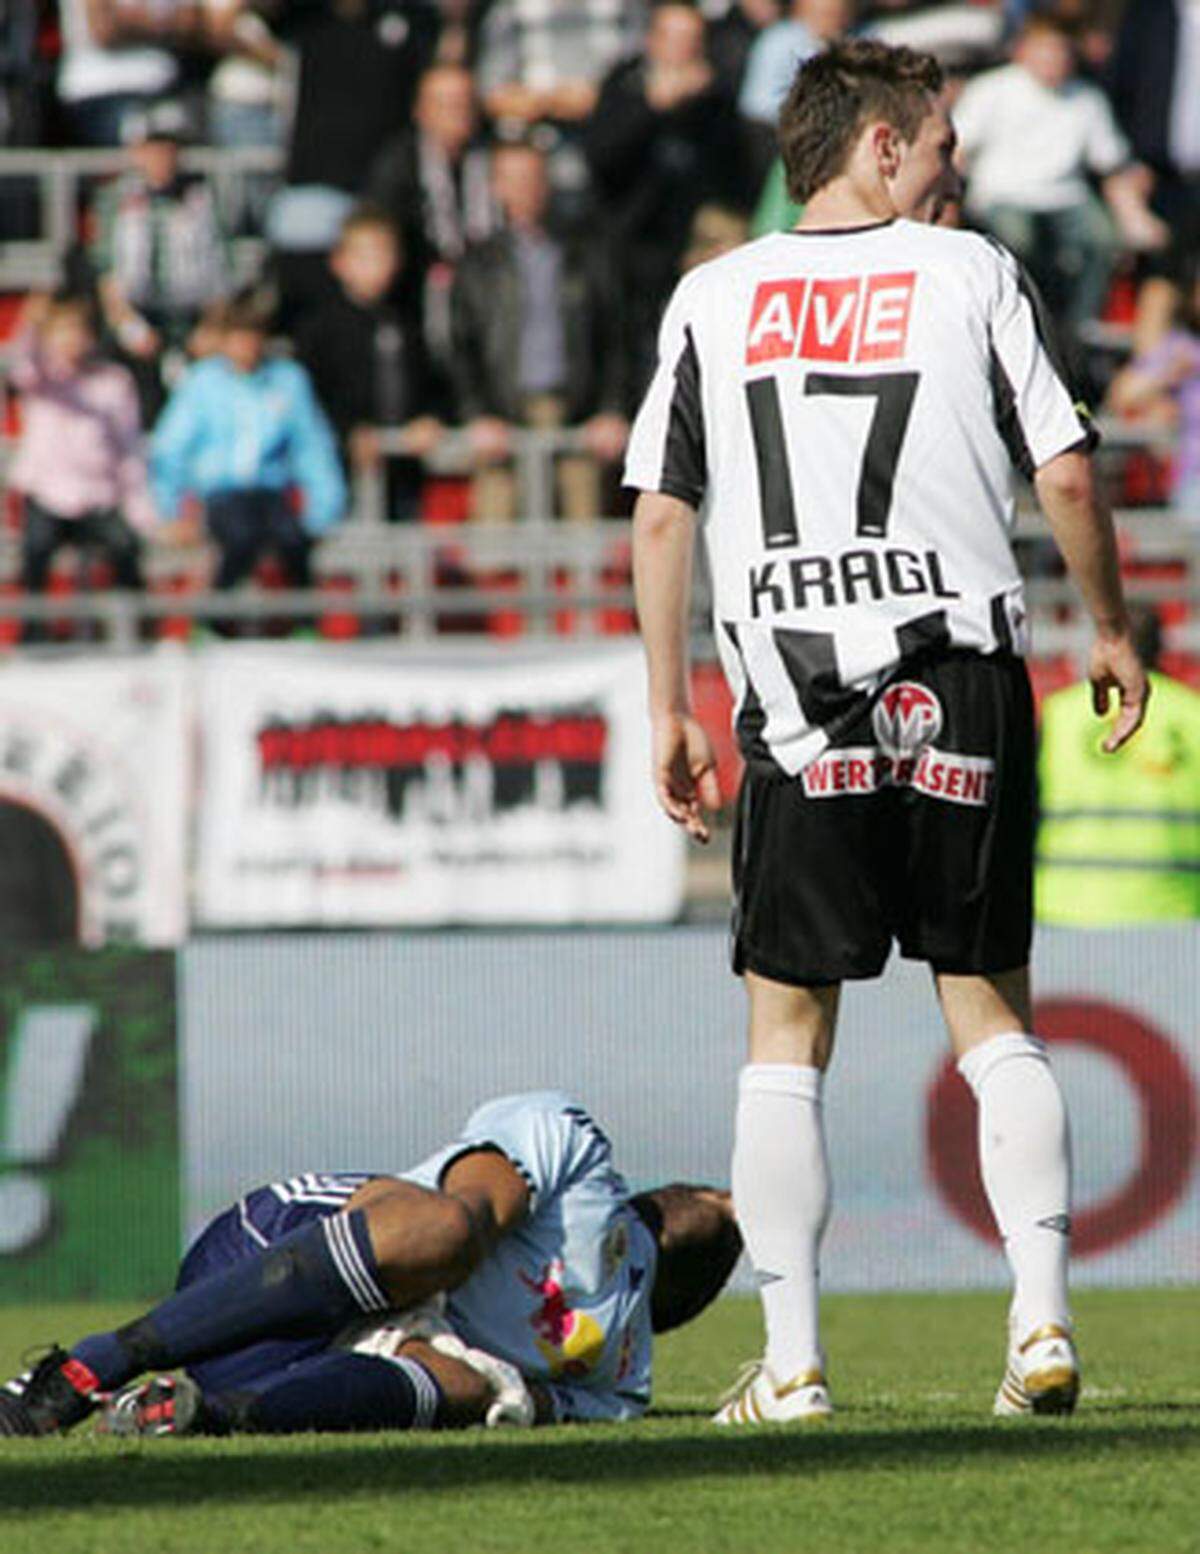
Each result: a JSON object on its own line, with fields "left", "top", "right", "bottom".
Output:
{"left": 0, "top": 1348, "right": 101, "bottom": 1437}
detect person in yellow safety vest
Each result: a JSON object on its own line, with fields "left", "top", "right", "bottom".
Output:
{"left": 1036, "top": 607, "right": 1200, "bottom": 923}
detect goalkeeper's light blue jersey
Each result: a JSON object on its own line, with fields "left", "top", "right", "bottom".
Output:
{"left": 403, "top": 1091, "right": 657, "bottom": 1423}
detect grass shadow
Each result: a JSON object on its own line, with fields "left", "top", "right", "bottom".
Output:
{"left": 3, "top": 1416, "right": 1199, "bottom": 1514}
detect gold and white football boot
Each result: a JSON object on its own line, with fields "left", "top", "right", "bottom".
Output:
{"left": 712, "top": 1361, "right": 833, "bottom": 1425}
{"left": 994, "top": 1322, "right": 1080, "bottom": 1417}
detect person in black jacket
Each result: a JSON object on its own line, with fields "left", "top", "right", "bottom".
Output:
{"left": 295, "top": 205, "right": 443, "bottom": 523}
{"left": 584, "top": 1, "right": 749, "bottom": 395}
{"left": 1107, "top": 0, "right": 1200, "bottom": 355}
{"left": 450, "top": 138, "right": 629, "bottom": 522}
{"left": 265, "top": 0, "right": 442, "bottom": 327}
{"left": 365, "top": 63, "right": 499, "bottom": 401}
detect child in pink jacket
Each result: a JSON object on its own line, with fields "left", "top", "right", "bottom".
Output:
{"left": 9, "top": 291, "right": 156, "bottom": 634}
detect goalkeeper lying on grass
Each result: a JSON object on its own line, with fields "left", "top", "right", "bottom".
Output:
{"left": 1, "top": 1092, "right": 740, "bottom": 1438}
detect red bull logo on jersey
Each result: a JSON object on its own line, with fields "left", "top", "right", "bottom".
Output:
{"left": 872, "top": 681, "right": 943, "bottom": 759}
{"left": 745, "top": 273, "right": 916, "bottom": 366}
{"left": 521, "top": 1261, "right": 606, "bottom": 1378}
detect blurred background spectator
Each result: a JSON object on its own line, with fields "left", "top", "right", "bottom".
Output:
{"left": 953, "top": 12, "right": 1167, "bottom": 334}
{"left": 1108, "top": 0, "right": 1200, "bottom": 355}
{"left": 475, "top": 0, "right": 649, "bottom": 226}
{"left": 1109, "top": 258, "right": 1200, "bottom": 522}
{"left": 585, "top": 0, "right": 748, "bottom": 396}
{"left": 203, "top": 0, "right": 288, "bottom": 230}
{"left": 365, "top": 61, "right": 499, "bottom": 383}
{"left": 296, "top": 203, "right": 443, "bottom": 523}
{"left": 433, "top": 0, "right": 486, "bottom": 67}
{"left": 0, "top": 0, "right": 44, "bottom": 145}
{"left": 738, "top": 0, "right": 855, "bottom": 182}
{"left": 264, "top": 0, "right": 441, "bottom": 326}
{"left": 88, "top": 100, "right": 231, "bottom": 418}
{"left": 1036, "top": 606, "right": 1200, "bottom": 924}
{"left": 0, "top": 0, "right": 52, "bottom": 240}
{"left": 0, "top": 0, "right": 1194, "bottom": 690}
{"left": 866, "top": 0, "right": 1003, "bottom": 64}
{"left": 702, "top": 0, "right": 782, "bottom": 97}
{"left": 150, "top": 288, "right": 346, "bottom": 615}
{"left": 56, "top": 0, "right": 203, "bottom": 146}
{"left": 8, "top": 289, "right": 152, "bottom": 633}
{"left": 449, "top": 138, "right": 628, "bottom": 522}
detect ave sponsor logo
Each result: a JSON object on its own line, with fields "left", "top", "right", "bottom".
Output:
{"left": 746, "top": 272, "right": 916, "bottom": 366}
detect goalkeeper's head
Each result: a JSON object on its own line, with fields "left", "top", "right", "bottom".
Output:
{"left": 630, "top": 1185, "right": 742, "bottom": 1334}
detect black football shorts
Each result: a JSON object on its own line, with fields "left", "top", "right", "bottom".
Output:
{"left": 731, "top": 650, "right": 1035, "bottom": 986}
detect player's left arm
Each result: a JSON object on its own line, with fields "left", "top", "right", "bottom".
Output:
{"left": 440, "top": 1148, "right": 532, "bottom": 1258}
{"left": 1034, "top": 451, "right": 1149, "bottom": 752}
{"left": 633, "top": 491, "right": 721, "bottom": 843}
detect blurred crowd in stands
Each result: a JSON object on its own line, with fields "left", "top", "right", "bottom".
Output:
{"left": 0, "top": 0, "right": 1199, "bottom": 636}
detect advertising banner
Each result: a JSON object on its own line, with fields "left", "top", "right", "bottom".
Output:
{"left": 0, "top": 949, "right": 179, "bottom": 1302}
{"left": 181, "top": 926, "right": 1198, "bottom": 1290}
{"left": 0, "top": 653, "right": 188, "bottom": 946}
{"left": 194, "top": 642, "right": 685, "bottom": 926}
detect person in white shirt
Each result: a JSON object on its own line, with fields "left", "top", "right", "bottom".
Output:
{"left": 953, "top": 13, "right": 1167, "bottom": 326}
{"left": 56, "top": 0, "right": 200, "bottom": 145}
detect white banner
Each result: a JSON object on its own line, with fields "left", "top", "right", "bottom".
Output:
{"left": 194, "top": 642, "right": 686, "bottom": 926}
{"left": 181, "top": 927, "right": 1199, "bottom": 1290}
{"left": 0, "top": 652, "right": 188, "bottom": 945}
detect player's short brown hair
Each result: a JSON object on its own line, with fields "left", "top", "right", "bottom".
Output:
{"left": 778, "top": 38, "right": 943, "bottom": 204}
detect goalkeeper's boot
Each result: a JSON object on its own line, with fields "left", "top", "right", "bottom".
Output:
{"left": 712, "top": 1361, "right": 833, "bottom": 1425}
{"left": 0, "top": 1347, "right": 101, "bottom": 1436}
{"left": 994, "top": 1323, "right": 1080, "bottom": 1417}
{"left": 100, "top": 1375, "right": 205, "bottom": 1437}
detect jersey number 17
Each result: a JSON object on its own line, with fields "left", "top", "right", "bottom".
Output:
{"left": 746, "top": 371, "right": 920, "bottom": 547}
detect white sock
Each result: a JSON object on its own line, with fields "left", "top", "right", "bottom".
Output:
{"left": 731, "top": 1062, "right": 830, "bottom": 1381}
{"left": 957, "top": 1032, "right": 1072, "bottom": 1339}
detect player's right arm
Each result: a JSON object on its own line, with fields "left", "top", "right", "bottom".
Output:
{"left": 1034, "top": 451, "right": 1148, "bottom": 751}
{"left": 627, "top": 271, "right": 721, "bottom": 843}
{"left": 633, "top": 491, "right": 721, "bottom": 843}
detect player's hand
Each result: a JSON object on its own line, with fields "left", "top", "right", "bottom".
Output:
{"left": 430, "top": 1334, "right": 536, "bottom": 1428}
{"left": 652, "top": 712, "right": 721, "bottom": 844}
{"left": 1089, "top": 631, "right": 1150, "bottom": 752}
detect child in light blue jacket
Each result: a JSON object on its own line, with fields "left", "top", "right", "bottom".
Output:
{"left": 151, "top": 291, "right": 347, "bottom": 599}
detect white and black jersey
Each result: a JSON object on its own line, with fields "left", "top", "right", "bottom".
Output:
{"left": 625, "top": 218, "right": 1095, "bottom": 777}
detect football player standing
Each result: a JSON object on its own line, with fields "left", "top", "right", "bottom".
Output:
{"left": 627, "top": 40, "right": 1147, "bottom": 1423}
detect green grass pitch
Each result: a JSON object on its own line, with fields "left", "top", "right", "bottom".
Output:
{"left": 2, "top": 1289, "right": 1197, "bottom": 1554}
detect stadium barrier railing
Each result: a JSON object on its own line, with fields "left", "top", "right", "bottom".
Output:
{"left": 0, "top": 378, "right": 1196, "bottom": 662}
